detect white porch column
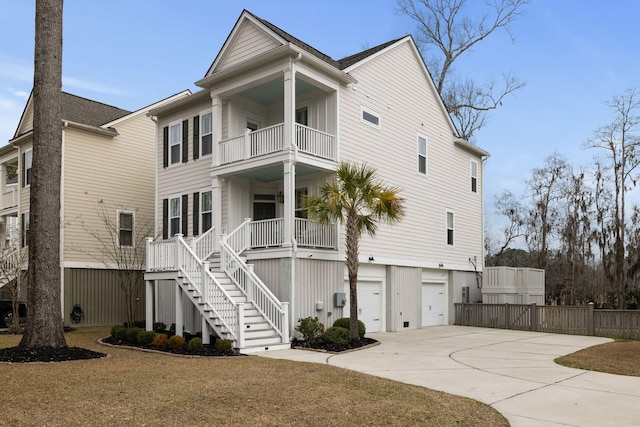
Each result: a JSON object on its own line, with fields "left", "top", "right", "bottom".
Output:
{"left": 211, "top": 94, "right": 222, "bottom": 166}
{"left": 283, "top": 160, "right": 295, "bottom": 246}
{"left": 283, "top": 60, "right": 296, "bottom": 150}
{"left": 145, "top": 280, "right": 154, "bottom": 331}
{"left": 212, "top": 176, "right": 223, "bottom": 251}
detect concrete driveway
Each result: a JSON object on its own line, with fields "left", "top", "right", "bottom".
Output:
{"left": 259, "top": 326, "right": 640, "bottom": 426}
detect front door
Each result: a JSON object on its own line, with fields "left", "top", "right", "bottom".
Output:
{"left": 253, "top": 202, "right": 276, "bottom": 221}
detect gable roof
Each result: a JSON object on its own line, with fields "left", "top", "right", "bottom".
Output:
{"left": 60, "top": 92, "right": 131, "bottom": 127}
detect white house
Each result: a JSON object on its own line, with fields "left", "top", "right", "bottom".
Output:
{"left": 144, "top": 10, "right": 488, "bottom": 352}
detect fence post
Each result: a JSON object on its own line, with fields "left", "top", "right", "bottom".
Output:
{"left": 587, "top": 302, "right": 595, "bottom": 336}
{"left": 530, "top": 302, "right": 538, "bottom": 332}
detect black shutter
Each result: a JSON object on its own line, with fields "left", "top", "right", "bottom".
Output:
{"left": 181, "top": 194, "right": 188, "bottom": 236}
{"left": 163, "top": 126, "right": 169, "bottom": 168}
{"left": 162, "top": 198, "right": 168, "bottom": 239}
{"left": 193, "top": 116, "right": 200, "bottom": 160}
{"left": 20, "top": 213, "right": 24, "bottom": 247}
{"left": 193, "top": 192, "right": 200, "bottom": 236}
{"left": 182, "top": 119, "right": 189, "bottom": 163}
{"left": 21, "top": 153, "right": 25, "bottom": 187}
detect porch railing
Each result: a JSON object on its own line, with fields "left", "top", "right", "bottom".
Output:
{"left": 1, "top": 184, "right": 17, "bottom": 209}
{"left": 146, "top": 235, "right": 241, "bottom": 343}
{"left": 191, "top": 226, "right": 216, "bottom": 261}
{"left": 221, "top": 220, "right": 289, "bottom": 342}
{"left": 251, "top": 218, "right": 284, "bottom": 248}
{"left": 294, "top": 218, "right": 336, "bottom": 249}
{"left": 218, "top": 122, "right": 337, "bottom": 165}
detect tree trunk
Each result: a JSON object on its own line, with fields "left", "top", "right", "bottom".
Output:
{"left": 346, "top": 211, "right": 360, "bottom": 340}
{"left": 19, "top": 0, "right": 67, "bottom": 349}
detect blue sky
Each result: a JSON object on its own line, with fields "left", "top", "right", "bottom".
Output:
{"left": 1, "top": 1, "right": 639, "bottom": 231}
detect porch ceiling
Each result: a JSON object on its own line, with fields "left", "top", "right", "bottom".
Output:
{"left": 236, "top": 163, "right": 322, "bottom": 182}
{"left": 238, "top": 78, "right": 318, "bottom": 105}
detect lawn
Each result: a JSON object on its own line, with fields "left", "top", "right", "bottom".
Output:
{"left": 0, "top": 326, "right": 508, "bottom": 427}
{"left": 556, "top": 339, "right": 640, "bottom": 377}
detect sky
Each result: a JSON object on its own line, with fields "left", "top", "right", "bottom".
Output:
{"left": 1, "top": 0, "right": 639, "bottom": 233}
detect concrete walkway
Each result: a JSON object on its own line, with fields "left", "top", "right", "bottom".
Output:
{"left": 259, "top": 326, "right": 640, "bottom": 426}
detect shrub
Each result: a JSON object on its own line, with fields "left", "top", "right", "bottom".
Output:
{"left": 295, "top": 316, "right": 324, "bottom": 340}
{"left": 323, "top": 326, "right": 350, "bottom": 347}
{"left": 152, "top": 333, "right": 168, "bottom": 348}
{"left": 333, "top": 317, "right": 366, "bottom": 338}
{"left": 215, "top": 338, "right": 233, "bottom": 354}
{"left": 126, "top": 327, "right": 144, "bottom": 344}
{"left": 167, "top": 335, "right": 185, "bottom": 350}
{"left": 133, "top": 320, "right": 146, "bottom": 328}
{"left": 115, "top": 326, "right": 129, "bottom": 342}
{"left": 111, "top": 325, "right": 126, "bottom": 340}
{"left": 187, "top": 337, "right": 203, "bottom": 353}
{"left": 137, "top": 330, "right": 156, "bottom": 346}
{"left": 153, "top": 322, "right": 166, "bottom": 333}
{"left": 7, "top": 324, "right": 23, "bottom": 335}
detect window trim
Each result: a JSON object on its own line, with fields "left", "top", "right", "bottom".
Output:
{"left": 117, "top": 210, "right": 134, "bottom": 248}
{"left": 417, "top": 134, "right": 427, "bottom": 176}
{"left": 360, "top": 106, "right": 381, "bottom": 128}
{"left": 200, "top": 189, "right": 213, "bottom": 233}
{"left": 470, "top": 159, "right": 478, "bottom": 193}
{"left": 200, "top": 110, "right": 213, "bottom": 157}
{"left": 169, "top": 196, "right": 182, "bottom": 236}
{"left": 168, "top": 120, "right": 182, "bottom": 165}
{"left": 24, "top": 149, "right": 33, "bottom": 187}
{"left": 446, "top": 210, "right": 454, "bottom": 247}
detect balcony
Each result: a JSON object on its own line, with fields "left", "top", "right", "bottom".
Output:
{"left": 219, "top": 123, "right": 336, "bottom": 165}
{"left": 0, "top": 184, "right": 18, "bottom": 212}
{"left": 250, "top": 218, "right": 336, "bottom": 250}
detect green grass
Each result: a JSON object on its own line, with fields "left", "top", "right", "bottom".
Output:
{"left": 0, "top": 326, "right": 508, "bottom": 426}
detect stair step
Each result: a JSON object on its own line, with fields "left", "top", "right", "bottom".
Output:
{"left": 241, "top": 336, "right": 288, "bottom": 350}
{"left": 245, "top": 328, "right": 280, "bottom": 339}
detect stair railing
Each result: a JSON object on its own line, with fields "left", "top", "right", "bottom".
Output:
{"left": 221, "top": 221, "right": 289, "bottom": 342}
{"left": 191, "top": 226, "right": 216, "bottom": 261}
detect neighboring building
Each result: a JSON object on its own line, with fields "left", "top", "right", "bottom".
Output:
{"left": 144, "top": 10, "right": 489, "bottom": 352}
{"left": 0, "top": 91, "right": 188, "bottom": 325}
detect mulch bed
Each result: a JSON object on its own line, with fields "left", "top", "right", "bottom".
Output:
{"left": 0, "top": 346, "right": 107, "bottom": 363}
{"left": 100, "top": 336, "right": 243, "bottom": 357}
{"left": 292, "top": 337, "right": 378, "bottom": 353}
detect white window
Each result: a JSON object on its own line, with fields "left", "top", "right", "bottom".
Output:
{"left": 118, "top": 211, "right": 134, "bottom": 247}
{"left": 24, "top": 150, "right": 33, "bottom": 186}
{"left": 200, "top": 191, "right": 212, "bottom": 233}
{"left": 446, "top": 210, "right": 454, "bottom": 246}
{"left": 295, "top": 187, "right": 308, "bottom": 219}
{"left": 200, "top": 112, "right": 213, "bottom": 156}
{"left": 417, "top": 134, "right": 427, "bottom": 175}
{"left": 170, "top": 196, "right": 181, "bottom": 236}
{"left": 361, "top": 106, "right": 381, "bottom": 128}
{"left": 169, "top": 122, "right": 182, "bottom": 165}
{"left": 471, "top": 160, "right": 478, "bottom": 193}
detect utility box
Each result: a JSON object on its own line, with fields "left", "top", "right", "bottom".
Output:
{"left": 482, "top": 266, "right": 545, "bottom": 305}
{"left": 333, "top": 293, "right": 346, "bottom": 307}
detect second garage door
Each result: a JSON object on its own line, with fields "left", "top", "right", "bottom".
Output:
{"left": 422, "top": 283, "right": 445, "bottom": 326}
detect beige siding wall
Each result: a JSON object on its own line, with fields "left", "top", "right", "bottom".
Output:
{"left": 296, "top": 258, "right": 344, "bottom": 330}
{"left": 157, "top": 100, "right": 213, "bottom": 238}
{"left": 338, "top": 40, "right": 484, "bottom": 269}
{"left": 63, "top": 268, "right": 145, "bottom": 326}
{"left": 217, "top": 20, "right": 280, "bottom": 71}
{"left": 63, "top": 114, "right": 156, "bottom": 264}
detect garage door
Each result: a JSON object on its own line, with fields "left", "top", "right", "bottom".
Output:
{"left": 357, "top": 281, "right": 383, "bottom": 333}
{"left": 422, "top": 283, "right": 444, "bottom": 326}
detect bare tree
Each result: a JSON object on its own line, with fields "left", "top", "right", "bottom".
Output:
{"left": 585, "top": 89, "right": 640, "bottom": 308}
{"left": 81, "top": 201, "right": 154, "bottom": 327}
{"left": 489, "top": 190, "right": 525, "bottom": 263}
{"left": 397, "top": 0, "right": 528, "bottom": 140}
{"left": 20, "top": 0, "right": 67, "bottom": 349}
{"left": 0, "top": 246, "right": 28, "bottom": 327}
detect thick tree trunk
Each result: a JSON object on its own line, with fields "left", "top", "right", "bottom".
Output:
{"left": 19, "top": 0, "right": 67, "bottom": 349}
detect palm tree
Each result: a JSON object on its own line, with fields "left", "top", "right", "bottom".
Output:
{"left": 305, "top": 162, "right": 405, "bottom": 340}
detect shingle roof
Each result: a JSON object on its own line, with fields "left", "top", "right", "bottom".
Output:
{"left": 61, "top": 92, "right": 130, "bottom": 127}
{"left": 245, "top": 10, "right": 406, "bottom": 72}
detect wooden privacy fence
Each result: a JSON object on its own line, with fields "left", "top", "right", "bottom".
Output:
{"left": 454, "top": 303, "right": 640, "bottom": 340}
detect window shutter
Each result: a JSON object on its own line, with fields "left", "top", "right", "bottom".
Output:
{"left": 162, "top": 198, "right": 168, "bottom": 239}
{"left": 193, "top": 192, "right": 200, "bottom": 235}
{"left": 21, "top": 153, "right": 25, "bottom": 187}
{"left": 163, "top": 126, "right": 169, "bottom": 168}
{"left": 193, "top": 116, "right": 200, "bottom": 160}
{"left": 181, "top": 194, "right": 189, "bottom": 236}
{"left": 182, "top": 119, "right": 189, "bottom": 163}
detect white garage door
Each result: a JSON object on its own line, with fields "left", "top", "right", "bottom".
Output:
{"left": 357, "top": 281, "right": 383, "bottom": 333}
{"left": 422, "top": 283, "right": 445, "bottom": 326}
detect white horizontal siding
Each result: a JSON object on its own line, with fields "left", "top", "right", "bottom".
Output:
{"left": 217, "top": 20, "right": 280, "bottom": 71}
{"left": 338, "top": 41, "right": 484, "bottom": 269}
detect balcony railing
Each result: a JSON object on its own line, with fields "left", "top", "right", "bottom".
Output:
{"left": 248, "top": 217, "right": 336, "bottom": 249}
{"left": 1, "top": 184, "right": 18, "bottom": 210}
{"left": 218, "top": 123, "right": 336, "bottom": 165}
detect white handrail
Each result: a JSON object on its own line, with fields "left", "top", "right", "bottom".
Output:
{"left": 192, "top": 226, "right": 216, "bottom": 260}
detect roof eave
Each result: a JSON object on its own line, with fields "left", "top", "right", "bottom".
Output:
{"left": 454, "top": 138, "right": 490, "bottom": 158}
